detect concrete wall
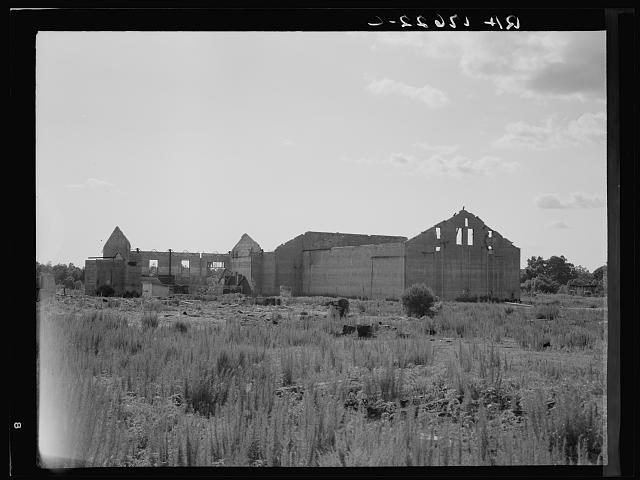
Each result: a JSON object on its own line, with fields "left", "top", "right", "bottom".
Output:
{"left": 260, "top": 252, "right": 277, "bottom": 296}
{"left": 405, "top": 210, "right": 520, "bottom": 300}
{"left": 85, "top": 260, "right": 97, "bottom": 295}
{"left": 273, "top": 235, "right": 305, "bottom": 295}
{"left": 271, "top": 232, "right": 408, "bottom": 296}
{"left": 86, "top": 258, "right": 126, "bottom": 296}
{"left": 302, "top": 242, "right": 405, "bottom": 299}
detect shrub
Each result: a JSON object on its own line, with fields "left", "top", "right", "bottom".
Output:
{"left": 401, "top": 284, "right": 436, "bottom": 317}
{"left": 95, "top": 284, "right": 115, "bottom": 297}
{"left": 532, "top": 275, "right": 560, "bottom": 294}
{"left": 534, "top": 304, "right": 560, "bottom": 320}
{"left": 174, "top": 321, "right": 189, "bottom": 333}
{"left": 142, "top": 312, "right": 159, "bottom": 329}
{"left": 146, "top": 300, "right": 164, "bottom": 312}
{"left": 455, "top": 294, "right": 478, "bottom": 303}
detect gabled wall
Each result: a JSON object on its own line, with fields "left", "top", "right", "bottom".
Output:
{"left": 405, "top": 210, "right": 520, "bottom": 300}
{"left": 103, "top": 227, "right": 131, "bottom": 258}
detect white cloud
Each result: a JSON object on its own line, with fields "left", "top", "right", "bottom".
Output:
{"left": 413, "top": 142, "right": 460, "bottom": 155}
{"left": 372, "top": 31, "right": 605, "bottom": 101}
{"left": 548, "top": 221, "right": 571, "bottom": 229}
{"left": 493, "top": 112, "right": 605, "bottom": 150}
{"left": 535, "top": 193, "right": 605, "bottom": 209}
{"left": 386, "top": 151, "right": 519, "bottom": 178}
{"left": 65, "top": 177, "right": 115, "bottom": 189}
{"left": 367, "top": 77, "right": 449, "bottom": 108}
{"left": 280, "top": 139, "right": 295, "bottom": 147}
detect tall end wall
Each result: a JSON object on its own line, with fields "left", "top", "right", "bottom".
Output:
{"left": 405, "top": 211, "right": 520, "bottom": 300}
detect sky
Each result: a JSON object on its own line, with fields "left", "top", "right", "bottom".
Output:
{"left": 36, "top": 31, "right": 607, "bottom": 271}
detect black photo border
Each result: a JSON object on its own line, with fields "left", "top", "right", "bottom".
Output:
{"left": 9, "top": 4, "right": 637, "bottom": 479}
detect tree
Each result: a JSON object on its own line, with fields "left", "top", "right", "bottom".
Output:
{"left": 523, "top": 256, "right": 547, "bottom": 281}
{"left": 546, "top": 255, "right": 576, "bottom": 285}
{"left": 532, "top": 275, "right": 560, "bottom": 294}
{"left": 36, "top": 262, "right": 85, "bottom": 285}
{"left": 521, "top": 279, "right": 533, "bottom": 293}
{"left": 593, "top": 265, "right": 607, "bottom": 282}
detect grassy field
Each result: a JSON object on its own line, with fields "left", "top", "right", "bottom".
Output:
{"left": 37, "top": 292, "right": 607, "bottom": 467}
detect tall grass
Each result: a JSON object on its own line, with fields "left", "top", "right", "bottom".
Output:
{"left": 38, "top": 294, "right": 605, "bottom": 467}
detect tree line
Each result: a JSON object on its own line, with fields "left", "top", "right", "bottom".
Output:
{"left": 521, "top": 255, "right": 606, "bottom": 294}
{"left": 37, "top": 261, "right": 85, "bottom": 289}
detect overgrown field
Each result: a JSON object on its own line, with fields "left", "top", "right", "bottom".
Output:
{"left": 38, "top": 293, "right": 607, "bottom": 467}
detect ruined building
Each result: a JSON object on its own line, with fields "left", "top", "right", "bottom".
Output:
{"left": 85, "top": 208, "right": 520, "bottom": 301}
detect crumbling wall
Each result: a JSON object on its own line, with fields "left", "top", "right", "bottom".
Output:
{"left": 134, "top": 251, "right": 228, "bottom": 288}
{"left": 274, "top": 234, "right": 305, "bottom": 295}
{"left": 302, "top": 242, "right": 405, "bottom": 299}
{"left": 405, "top": 210, "right": 520, "bottom": 300}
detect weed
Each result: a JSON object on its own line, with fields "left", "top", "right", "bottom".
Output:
{"left": 141, "top": 312, "right": 159, "bottom": 329}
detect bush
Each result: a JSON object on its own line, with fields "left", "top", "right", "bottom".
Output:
{"left": 401, "top": 284, "right": 436, "bottom": 317}
{"left": 174, "top": 321, "right": 189, "bottom": 333}
{"left": 142, "top": 312, "right": 159, "bottom": 329}
{"left": 95, "top": 284, "right": 115, "bottom": 297}
{"left": 534, "top": 304, "right": 560, "bottom": 320}
{"left": 532, "top": 275, "right": 560, "bottom": 294}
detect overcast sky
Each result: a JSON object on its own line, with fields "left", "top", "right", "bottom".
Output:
{"left": 36, "top": 31, "right": 607, "bottom": 270}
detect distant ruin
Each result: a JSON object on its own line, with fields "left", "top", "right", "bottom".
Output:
{"left": 85, "top": 208, "right": 521, "bottom": 301}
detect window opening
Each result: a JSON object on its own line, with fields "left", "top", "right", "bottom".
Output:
{"left": 456, "top": 228, "right": 462, "bottom": 245}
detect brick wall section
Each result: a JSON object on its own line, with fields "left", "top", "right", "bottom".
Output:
{"left": 302, "top": 242, "right": 405, "bottom": 299}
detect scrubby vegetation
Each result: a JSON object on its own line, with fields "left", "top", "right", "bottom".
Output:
{"left": 401, "top": 284, "right": 436, "bottom": 317}
{"left": 38, "top": 292, "right": 606, "bottom": 467}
